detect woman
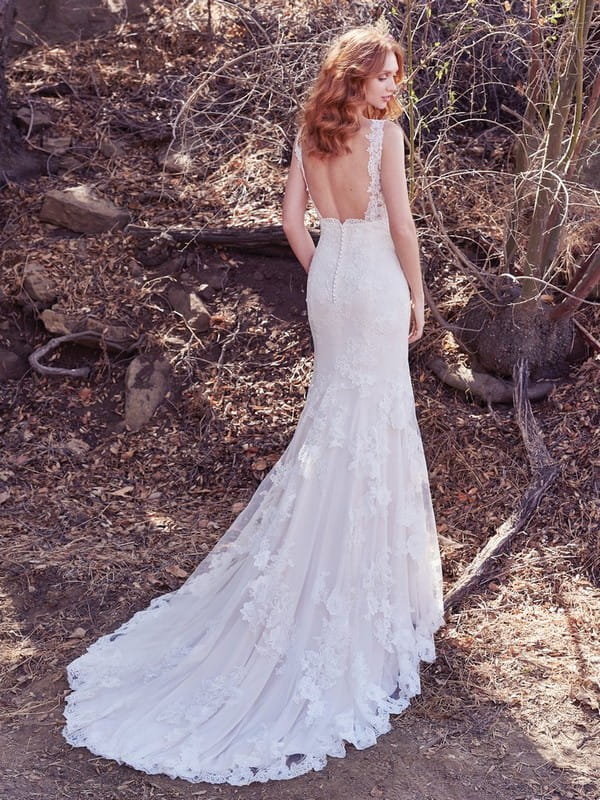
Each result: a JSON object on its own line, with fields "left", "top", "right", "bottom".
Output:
{"left": 62, "top": 26, "right": 444, "bottom": 786}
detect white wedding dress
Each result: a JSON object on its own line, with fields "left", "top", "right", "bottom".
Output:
{"left": 62, "top": 118, "right": 445, "bottom": 785}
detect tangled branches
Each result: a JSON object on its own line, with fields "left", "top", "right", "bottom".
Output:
{"left": 165, "top": 0, "right": 599, "bottom": 319}
{"left": 170, "top": 0, "right": 373, "bottom": 211}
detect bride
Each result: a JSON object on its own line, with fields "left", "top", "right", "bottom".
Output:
{"left": 62, "top": 26, "right": 445, "bottom": 786}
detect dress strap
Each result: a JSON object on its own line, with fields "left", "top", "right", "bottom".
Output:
{"left": 364, "top": 119, "right": 386, "bottom": 222}
{"left": 366, "top": 119, "right": 384, "bottom": 194}
{"left": 294, "top": 132, "right": 322, "bottom": 219}
{"left": 293, "top": 133, "right": 309, "bottom": 191}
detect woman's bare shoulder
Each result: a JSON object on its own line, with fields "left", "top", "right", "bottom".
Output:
{"left": 382, "top": 119, "right": 403, "bottom": 141}
{"left": 381, "top": 120, "right": 405, "bottom": 164}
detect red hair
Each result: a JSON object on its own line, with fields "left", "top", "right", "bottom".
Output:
{"left": 300, "top": 27, "right": 405, "bottom": 158}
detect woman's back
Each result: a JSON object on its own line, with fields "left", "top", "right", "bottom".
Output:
{"left": 297, "top": 121, "right": 384, "bottom": 223}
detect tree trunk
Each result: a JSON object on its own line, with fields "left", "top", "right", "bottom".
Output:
{"left": 454, "top": 293, "right": 581, "bottom": 380}
{"left": 0, "top": 0, "right": 41, "bottom": 181}
{"left": 0, "top": 0, "right": 19, "bottom": 171}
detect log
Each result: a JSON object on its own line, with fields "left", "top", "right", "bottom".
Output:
{"left": 126, "top": 223, "right": 317, "bottom": 255}
{"left": 443, "top": 357, "right": 560, "bottom": 611}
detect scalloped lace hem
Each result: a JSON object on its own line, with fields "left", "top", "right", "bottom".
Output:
{"left": 62, "top": 623, "right": 443, "bottom": 787}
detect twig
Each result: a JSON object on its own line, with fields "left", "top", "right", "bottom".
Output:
{"left": 406, "top": 130, "right": 498, "bottom": 297}
{"left": 500, "top": 102, "right": 537, "bottom": 133}
{"left": 423, "top": 283, "right": 459, "bottom": 332}
{"left": 551, "top": 244, "right": 600, "bottom": 320}
{"left": 572, "top": 317, "right": 600, "bottom": 352}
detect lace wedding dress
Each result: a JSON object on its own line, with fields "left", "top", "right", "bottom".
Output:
{"left": 62, "top": 118, "right": 445, "bottom": 786}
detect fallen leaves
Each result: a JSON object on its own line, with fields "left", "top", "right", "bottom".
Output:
{"left": 569, "top": 679, "right": 600, "bottom": 713}
{"left": 64, "top": 438, "right": 90, "bottom": 457}
{"left": 165, "top": 565, "right": 188, "bottom": 579}
{"left": 111, "top": 486, "right": 135, "bottom": 497}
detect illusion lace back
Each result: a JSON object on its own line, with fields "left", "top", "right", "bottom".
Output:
{"left": 62, "top": 118, "right": 445, "bottom": 786}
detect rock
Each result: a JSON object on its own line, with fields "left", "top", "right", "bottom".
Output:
{"left": 159, "top": 255, "right": 186, "bottom": 274}
{"left": 64, "top": 438, "right": 90, "bottom": 457}
{"left": 197, "top": 282, "right": 216, "bottom": 302}
{"left": 0, "top": 349, "right": 28, "bottom": 380}
{"left": 42, "top": 134, "right": 71, "bottom": 155}
{"left": 40, "top": 309, "right": 136, "bottom": 350}
{"left": 39, "top": 309, "right": 72, "bottom": 336}
{"left": 40, "top": 185, "right": 130, "bottom": 233}
{"left": 125, "top": 353, "right": 171, "bottom": 432}
{"left": 13, "top": 106, "right": 52, "bottom": 132}
{"left": 135, "top": 237, "right": 175, "bottom": 268}
{"left": 128, "top": 259, "right": 144, "bottom": 278}
{"left": 179, "top": 272, "right": 215, "bottom": 301}
{"left": 157, "top": 147, "right": 191, "bottom": 174}
{"left": 198, "top": 263, "right": 229, "bottom": 291}
{"left": 56, "top": 155, "right": 85, "bottom": 174}
{"left": 10, "top": 337, "right": 32, "bottom": 358}
{"left": 22, "top": 262, "right": 58, "bottom": 306}
{"left": 99, "top": 136, "right": 124, "bottom": 158}
{"left": 168, "top": 283, "right": 211, "bottom": 333}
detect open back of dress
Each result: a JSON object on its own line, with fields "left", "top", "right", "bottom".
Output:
{"left": 294, "top": 119, "right": 388, "bottom": 224}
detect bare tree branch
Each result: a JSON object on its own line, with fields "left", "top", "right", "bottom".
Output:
{"left": 444, "top": 358, "right": 559, "bottom": 611}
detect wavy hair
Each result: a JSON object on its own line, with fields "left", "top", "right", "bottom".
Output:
{"left": 300, "top": 27, "right": 404, "bottom": 158}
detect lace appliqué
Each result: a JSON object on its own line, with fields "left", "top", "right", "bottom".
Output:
{"left": 364, "top": 119, "right": 387, "bottom": 222}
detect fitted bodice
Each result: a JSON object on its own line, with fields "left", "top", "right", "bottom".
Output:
{"left": 294, "top": 119, "right": 388, "bottom": 225}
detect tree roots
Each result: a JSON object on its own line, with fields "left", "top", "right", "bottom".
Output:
{"left": 29, "top": 331, "right": 143, "bottom": 378}
{"left": 428, "top": 356, "right": 556, "bottom": 406}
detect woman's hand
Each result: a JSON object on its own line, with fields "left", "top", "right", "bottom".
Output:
{"left": 408, "top": 299, "right": 424, "bottom": 343}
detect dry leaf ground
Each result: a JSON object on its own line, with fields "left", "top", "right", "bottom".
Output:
{"left": 1, "top": 4, "right": 599, "bottom": 800}
{"left": 1, "top": 247, "right": 598, "bottom": 800}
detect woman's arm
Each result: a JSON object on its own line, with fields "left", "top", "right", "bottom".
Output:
{"left": 380, "top": 121, "right": 424, "bottom": 342}
{"left": 282, "top": 151, "right": 315, "bottom": 274}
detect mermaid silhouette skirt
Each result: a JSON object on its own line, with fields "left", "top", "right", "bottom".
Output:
{"left": 62, "top": 217, "right": 445, "bottom": 785}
